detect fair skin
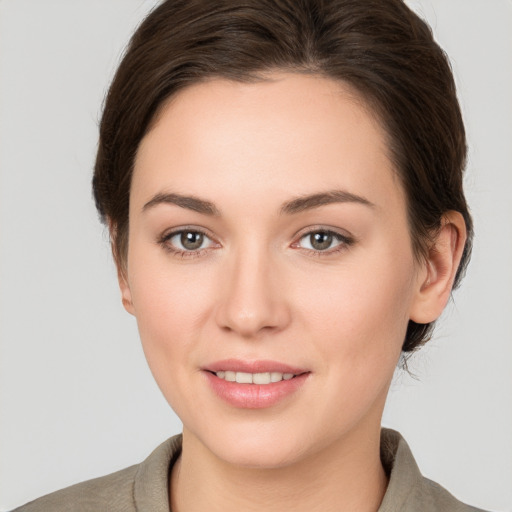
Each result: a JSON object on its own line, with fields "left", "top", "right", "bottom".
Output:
{"left": 117, "top": 73, "right": 465, "bottom": 512}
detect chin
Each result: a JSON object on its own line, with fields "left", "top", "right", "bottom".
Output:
{"left": 186, "top": 416, "right": 321, "bottom": 469}
{"left": 215, "top": 438, "right": 306, "bottom": 469}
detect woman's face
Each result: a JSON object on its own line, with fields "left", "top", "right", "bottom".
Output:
{"left": 122, "top": 73, "right": 425, "bottom": 467}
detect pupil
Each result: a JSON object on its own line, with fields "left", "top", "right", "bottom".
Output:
{"left": 181, "top": 231, "right": 203, "bottom": 250}
{"left": 311, "top": 232, "right": 332, "bottom": 250}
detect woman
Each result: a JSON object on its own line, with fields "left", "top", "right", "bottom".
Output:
{"left": 8, "top": 0, "right": 503, "bottom": 510}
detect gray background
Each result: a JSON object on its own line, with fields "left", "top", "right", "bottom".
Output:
{"left": 0, "top": 1, "right": 511, "bottom": 510}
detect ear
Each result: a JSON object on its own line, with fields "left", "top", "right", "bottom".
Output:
{"left": 107, "top": 217, "right": 135, "bottom": 316}
{"left": 409, "top": 211, "right": 467, "bottom": 324}
{"left": 117, "top": 263, "right": 135, "bottom": 316}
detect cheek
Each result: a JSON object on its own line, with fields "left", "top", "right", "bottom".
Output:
{"left": 292, "top": 252, "right": 415, "bottom": 432}
{"left": 127, "top": 247, "right": 216, "bottom": 380}
{"left": 298, "top": 247, "right": 415, "bottom": 370}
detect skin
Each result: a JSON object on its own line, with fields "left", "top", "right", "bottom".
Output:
{"left": 118, "top": 73, "right": 466, "bottom": 512}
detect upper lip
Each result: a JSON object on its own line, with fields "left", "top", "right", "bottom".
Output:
{"left": 203, "top": 359, "right": 309, "bottom": 374}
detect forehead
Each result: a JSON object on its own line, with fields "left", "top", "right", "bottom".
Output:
{"left": 132, "top": 72, "right": 402, "bottom": 212}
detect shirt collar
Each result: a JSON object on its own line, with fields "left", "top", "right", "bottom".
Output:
{"left": 132, "top": 428, "right": 424, "bottom": 511}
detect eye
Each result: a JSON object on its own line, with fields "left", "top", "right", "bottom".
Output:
{"left": 160, "top": 228, "right": 217, "bottom": 255}
{"left": 173, "top": 231, "right": 208, "bottom": 251}
{"left": 295, "top": 229, "right": 352, "bottom": 252}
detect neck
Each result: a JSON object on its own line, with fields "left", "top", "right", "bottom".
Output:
{"left": 170, "top": 422, "right": 388, "bottom": 512}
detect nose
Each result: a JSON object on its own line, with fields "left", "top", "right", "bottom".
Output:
{"left": 214, "top": 245, "right": 291, "bottom": 338}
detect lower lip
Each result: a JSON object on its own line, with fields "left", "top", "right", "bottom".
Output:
{"left": 204, "top": 372, "right": 310, "bottom": 409}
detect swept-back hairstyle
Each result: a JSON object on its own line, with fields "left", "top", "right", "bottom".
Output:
{"left": 93, "top": 0, "right": 472, "bottom": 352}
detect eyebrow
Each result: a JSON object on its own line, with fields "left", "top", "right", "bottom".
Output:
{"left": 142, "top": 192, "right": 220, "bottom": 216}
{"left": 142, "top": 189, "right": 374, "bottom": 217}
{"left": 280, "top": 190, "right": 375, "bottom": 215}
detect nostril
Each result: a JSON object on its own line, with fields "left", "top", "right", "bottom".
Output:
{"left": 213, "top": 266, "right": 292, "bottom": 337}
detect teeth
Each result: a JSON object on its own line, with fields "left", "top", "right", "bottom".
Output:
{"left": 253, "top": 372, "right": 271, "bottom": 385}
{"left": 236, "top": 372, "right": 253, "bottom": 384}
{"left": 270, "top": 372, "right": 282, "bottom": 382}
{"left": 215, "top": 371, "right": 296, "bottom": 384}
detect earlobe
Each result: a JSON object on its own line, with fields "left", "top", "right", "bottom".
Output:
{"left": 409, "top": 211, "right": 467, "bottom": 324}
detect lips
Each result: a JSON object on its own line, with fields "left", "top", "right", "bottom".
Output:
{"left": 215, "top": 370, "right": 296, "bottom": 384}
{"left": 202, "top": 359, "right": 310, "bottom": 409}
{"left": 204, "top": 358, "right": 307, "bottom": 375}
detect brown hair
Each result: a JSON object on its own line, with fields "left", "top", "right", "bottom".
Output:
{"left": 93, "top": 0, "right": 473, "bottom": 352}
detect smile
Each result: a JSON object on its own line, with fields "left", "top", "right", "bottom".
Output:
{"left": 203, "top": 360, "right": 310, "bottom": 408}
{"left": 215, "top": 371, "right": 296, "bottom": 384}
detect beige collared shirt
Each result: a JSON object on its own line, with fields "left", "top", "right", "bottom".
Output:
{"left": 14, "top": 429, "right": 488, "bottom": 511}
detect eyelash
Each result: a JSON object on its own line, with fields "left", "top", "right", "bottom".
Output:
{"left": 157, "top": 227, "right": 354, "bottom": 259}
{"left": 157, "top": 227, "right": 217, "bottom": 259}
{"left": 292, "top": 228, "right": 354, "bottom": 257}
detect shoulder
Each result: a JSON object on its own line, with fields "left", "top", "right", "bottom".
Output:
{"left": 12, "top": 464, "right": 139, "bottom": 512}
{"left": 12, "top": 435, "right": 182, "bottom": 512}
{"left": 413, "top": 475, "right": 488, "bottom": 512}
{"left": 379, "top": 429, "right": 489, "bottom": 512}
